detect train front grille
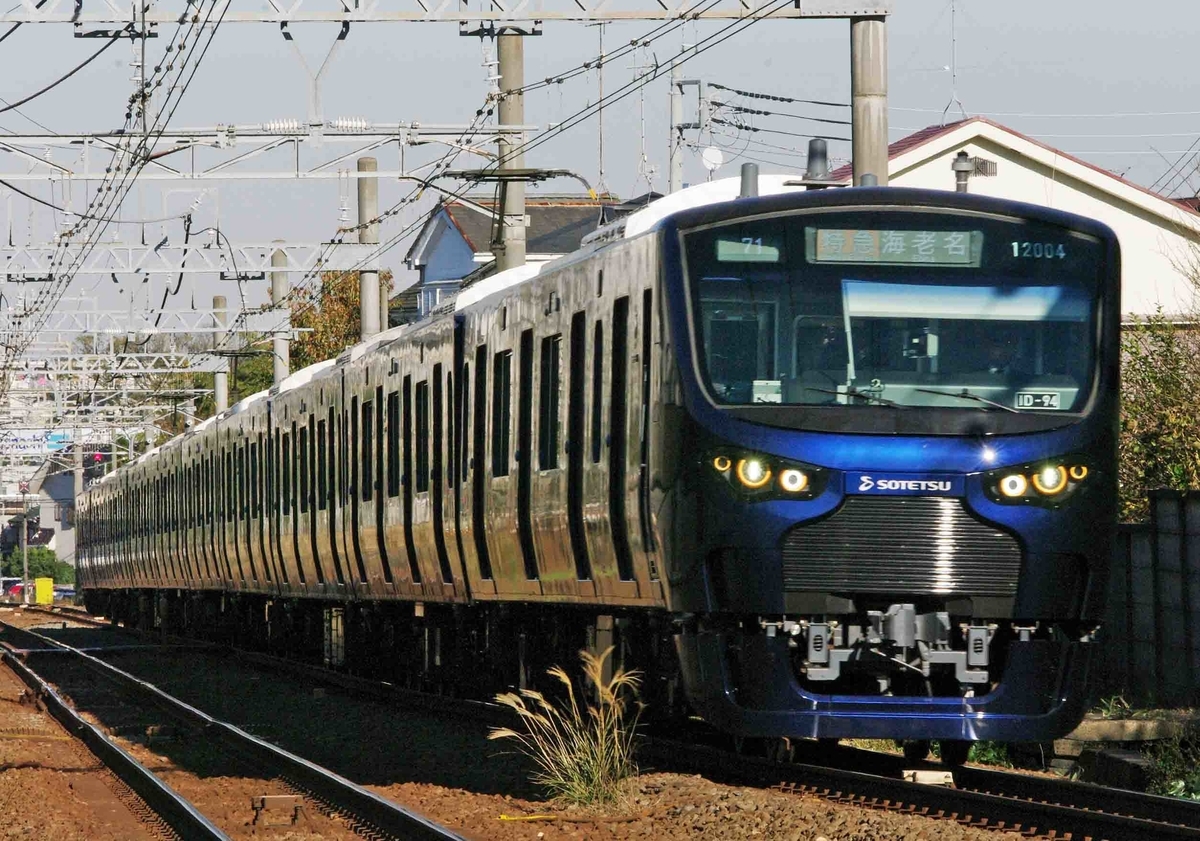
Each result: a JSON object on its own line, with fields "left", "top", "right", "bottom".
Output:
{"left": 780, "top": 497, "right": 1021, "bottom": 596}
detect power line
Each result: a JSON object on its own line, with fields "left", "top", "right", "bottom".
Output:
{"left": 0, "top": 27, "right": 130, "bottom": 115}
{"left": 0, "top": 177, "right": 188, "bottom": 224}
{"left": 724, "top": 103, "right": 851, "bottom": 127}
{"left": 708, "top": 81, "right": 848, "bottom": 109}
{"left": 711, "top": 116, "right": 850, "bottom": 143}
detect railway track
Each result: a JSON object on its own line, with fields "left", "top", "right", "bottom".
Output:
{"left": 0, "top": 617, "right": 465, "bottom": 841}
{"left": 17, "top": 605, "right": 1200, "bottom": 840}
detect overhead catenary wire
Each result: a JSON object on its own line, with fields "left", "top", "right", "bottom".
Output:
{"left": 723, "top": 103, "right": 851, "bottom": 127}
{"left": 711, "top": 116, "right": 850, "bottom": 143}
{"left": 0, "top": 27, "right": 131, "bottom": 115}
{"left": 708, "top": 81, "right": 848, "bottom": 109}
{"left": 0, "top": 177, "right": 189, "bottom": 224}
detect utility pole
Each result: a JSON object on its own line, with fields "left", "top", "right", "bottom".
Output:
{"left": 357, "top": 156, "right": 381, "bottom": 341}
{"left": 850, "top": 16, "right": 889, "bottom": 187}
{"left": 668, "top": 59, "right": 684, "bottom": 194}
{"left": 271, "top": 243, "right": 290, "bottom": 383}
{"left": 20, "top": 488, "right": 28, "bottom": 606}
{"left": 213, "top": 295, "right": 229, "bottom": 413}
{"left": 495, "top": 33, "right": 526, "bottom": 272}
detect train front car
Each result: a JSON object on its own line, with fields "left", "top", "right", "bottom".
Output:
{"left": 657, "top": 188, "right": 1119, "bottom": 746}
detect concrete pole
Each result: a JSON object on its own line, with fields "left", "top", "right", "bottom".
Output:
{"left": 850, "top": 16, "right": 889, "bottom": 187}
{"left": 668, "top": 60, "right": 684, "bottom": 194}
{"left": 20, "top": 492, "right": 28, "bottom": 606}
{"left": 380, "top": 274, "right": 391, "bottom": 332}
{"left": 357, "top": 157, "right": 381, "bottom": 341}
{"left": 213, "top": 295, "right": 229, "bottom": 413}
{"left": 271, "top": 242, "right": 290, "bottom": 383}
{"left": 496, "top": 34, "right": 526, "bottom": 272}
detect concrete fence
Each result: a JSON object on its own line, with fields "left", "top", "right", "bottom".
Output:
{"left": 1099, "top": 491, "right": 1200, "bottom": 707}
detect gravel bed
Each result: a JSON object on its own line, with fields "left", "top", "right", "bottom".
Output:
{"left": 0, "top": 654, "right": 162, "bottom": 841}
{"left": 80, "top": 645, "right": 1024, "bottom": 840}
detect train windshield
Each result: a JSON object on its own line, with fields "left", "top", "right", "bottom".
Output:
{"left": 683, "top": 209, "right": 1106, "bottom": 425}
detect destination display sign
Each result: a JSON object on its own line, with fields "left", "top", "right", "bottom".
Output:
{"left": 810, "top": 228, "right": 982, "bottom": 267}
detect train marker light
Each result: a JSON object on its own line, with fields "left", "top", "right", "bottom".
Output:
{"left": 779, "top": 469, "right": 809, "bottom": 493}
{"left": 712, "top": 455, "right": 732, "bottom": 473}
{"left": 1069, "top": 464, "right": 1089, "bottom": 481}
{"left": 999, "top": 474, "right": 1028, "bottom": 498}
{"left": 736, "top": 458, "right": 772, "bottom": 489}
{"left": 1032, "top": 465, "right": 1068, "bottom": 495}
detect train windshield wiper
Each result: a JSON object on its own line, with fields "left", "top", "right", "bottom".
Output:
{"left": 804, "top": 386, "right": 905, "bottom": 408}
{"left": 911, "top": 387, "right": 1019, "bottom": 414}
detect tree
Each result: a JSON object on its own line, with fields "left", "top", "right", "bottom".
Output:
{"left": 2, "top": 546, "right": 75, "bottom": 584}
{"left": 1118, "top": 309, "right": 1200, "bottom": 521}
{"left": 291, "top": 269, "right": 394, "bottom": 371}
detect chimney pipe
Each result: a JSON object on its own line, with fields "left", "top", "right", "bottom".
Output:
{"left": 739, "top": 162, "right": 759, "bottom": 198}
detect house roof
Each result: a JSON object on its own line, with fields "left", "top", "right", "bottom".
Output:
{"left": 828, "top": 116, "right": 1200, "bottom": 232}
{"left": 407, "top": 195, "right": 612, "bottom": 268}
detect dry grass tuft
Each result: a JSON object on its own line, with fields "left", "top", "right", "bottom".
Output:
{"left": 488, "top": 646, "right": 642, "bottom": 805}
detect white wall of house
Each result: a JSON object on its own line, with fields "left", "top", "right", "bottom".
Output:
{"left": 881, "top": 128, "right": 1200, "bottom": 319}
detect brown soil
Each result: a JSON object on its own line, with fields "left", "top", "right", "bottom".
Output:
{"left": 0, "top": 654, "right": 162, "bottom": 841}
{"left": 371, "top": 773, "right": 1024, "bottom": 841}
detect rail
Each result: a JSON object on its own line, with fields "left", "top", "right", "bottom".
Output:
{"left": 22, "top": 605, "right": 1200, "bottom": 840}
{"left": 2, "top": 620, "right": 467, "bottom": 841}
{"left": 0, "top": 647, "right": 229, "bottom": 841}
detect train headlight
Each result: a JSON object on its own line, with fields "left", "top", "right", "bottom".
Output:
{"left": 985, "top": 457, "right": 1092, "bottom": 506}
{"left": 999, "top": 473, "right": 1028, "bottom": 498}
{"left": 1032, "top": 465, "right": 1068, "bottom": 495}
{"left": 779, "top": 469, "right": 809, "bottom": 493}
{"left": 736, "top": 458, "right": 772, "bottom": 489}
{"left": 705, "top": 449, "right": 825, "bottom": 500}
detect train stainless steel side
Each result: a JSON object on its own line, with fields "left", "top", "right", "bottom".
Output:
{"left": 76, "top": 186, "right": 1119, "bottom": 745}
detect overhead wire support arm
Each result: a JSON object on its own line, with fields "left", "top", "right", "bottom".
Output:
{"left": 0, "top": 0, "right": 890, "bottom": 24}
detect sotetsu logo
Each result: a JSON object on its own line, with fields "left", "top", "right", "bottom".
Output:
{"left": 857, "top": 475, "right": 954, "bottom": 493}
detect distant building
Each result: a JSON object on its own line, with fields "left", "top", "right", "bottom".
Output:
{"left": 828, "top": 117, "right": 1200, "bottom": 319}
{"left": 404, "top": 194, "right": 614, "bottom": 317}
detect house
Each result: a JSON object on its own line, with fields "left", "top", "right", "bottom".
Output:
{"left": 828, "top": 118, "right": 1200, "bottom": 319}
{"left": 404, "top": 194, "right": 613, "bottom": 317}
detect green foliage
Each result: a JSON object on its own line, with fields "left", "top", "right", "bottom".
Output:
{"left": 1092, "top": 693, "right": 1134, "bottom": 720}
{"left": 291, "top": 270, "right": 395, "bottom": 371}
{"left": 1145, "top": 729, "right": 1200, "bottom": 800}
{"left": 488, "top": 647, "right": 642, "bottom": 805}
{"left": 967, "top": 741, "right": 1012, "bottom": 767}
{"left": 1119, "top": 310, "right": 1200, "bottom": 521}
{"left": 2, "top": 546, "right": 75, "bottom": 583}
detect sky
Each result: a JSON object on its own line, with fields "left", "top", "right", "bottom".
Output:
{"left": 0, "top": 0, "right": 1196, "bottom": 313}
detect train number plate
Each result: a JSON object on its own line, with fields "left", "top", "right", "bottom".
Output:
{"left": 847, "top": 473, "right": 965, "bottom": 497}
{"left": 1015, "top": 391, "right": 1062, "bottom": 410}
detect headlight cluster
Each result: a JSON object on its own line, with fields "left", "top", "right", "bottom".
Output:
{"left": 985, "top": 458, "right": 1092, "bottom": 506}
{"left": 708, "top": 451, "right": 825, "bottom": 500}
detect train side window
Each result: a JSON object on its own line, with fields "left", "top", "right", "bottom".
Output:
{"left": 282, "top": 433, "right": 292, "bottom": 510}
{"left": 460, "top": 363, "right": 470, "bottom": 484}
{"left": 610, "top": 296, "right": 635, "bottom": 582}
{"left": 327, "top": 408, "right": 337, "bottom": 516}
{"left": 240, "top": 446, "right": 249, "bottom": 518}
{"left": 443, "top": 369, "right": 453, "bottom": 490}
{"left": 416, "top": 380, "right": 430, "bottom": 492}
{"left": 403, "top": 374, "right": 422, "bottom": 583}
{"left": 567, "top": 312, "right": 591, "bottom": 580}
{"left": 351, "top": 396, "right": 360, "bottom": 499}
{"left": 432, "top": 365, "right": 444, "bottom": 489}
{"left": 538, "top": 334, "right": 562, "bottom": 470}
{"left": 640, "top": 287, "right": 657, "bottom": 557}
{"left": 491, "top": 350, "right": 512, "bottom": 477}
{"left": 317, "top": 419, "right": 328, "bottom": 510}
{"left": 591, "top": 321, "right": 604, "bottom": 464}
{"left": 299, "top": 427, "right": 310, "bottom": 513}
{"left": 375, "top": 386, "right": 385, "bottom": 501}
{"left": 251, "top": 442, "right": 259, "bottom": 518}
{"left": 362, "top": 398, "right": 374, "bottom": 501}
{"left": 387, "top": 391, "right": 400, "bottom": 497}
{"left": 472, "top": 345, "right": 492, "bottom": 579}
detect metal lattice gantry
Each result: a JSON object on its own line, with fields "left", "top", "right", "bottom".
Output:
{"left": 0, "top": 0, "right": 890, "bottom": 25}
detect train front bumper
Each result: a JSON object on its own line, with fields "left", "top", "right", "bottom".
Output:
{"left": 676, "top": 627, "right": 1093, "bottom": 742}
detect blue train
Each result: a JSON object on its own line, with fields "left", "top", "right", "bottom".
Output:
{"left": 77, "top": 177, "right": 1119, "bottom": 763}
